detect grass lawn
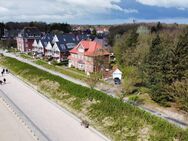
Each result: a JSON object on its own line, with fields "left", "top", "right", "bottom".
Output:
{"left": 34, "top": 59, "right": 88, "bottom": 81}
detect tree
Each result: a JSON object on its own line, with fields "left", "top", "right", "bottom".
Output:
{"left": 171, "top": 30, "right": 188, "bottom": 81}
{"left": 0, "top": 23, "right": 5, "bottom": 38}
{"left": 113, "top": 29, "right": 139, "bottom": 66}
{"left": 92, "top": 28, "right": 97, "bottom": 36}
{"left": 156, "top": 22, "right": 162, "bottom": 31}
{"left": 86, "top": 72, "right": 100, "bottom": 90}
{"left": 144, "top": 34, "right": 163, "bottom": 85}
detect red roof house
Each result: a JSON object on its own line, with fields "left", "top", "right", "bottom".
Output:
{"left": 68, "top": 40, "right": 110, "bottom": 73}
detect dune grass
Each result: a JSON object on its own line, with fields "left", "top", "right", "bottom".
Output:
{"left": 1, "top": 56, "right": 188, "bottom": 141}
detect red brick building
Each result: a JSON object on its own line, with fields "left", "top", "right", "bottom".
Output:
{"left": 17, "top": 27, "right": 41, "bottom": 52}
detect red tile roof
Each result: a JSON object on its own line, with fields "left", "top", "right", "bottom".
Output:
{"left": 69, "top": 40, "right": 110, "bottom": 57}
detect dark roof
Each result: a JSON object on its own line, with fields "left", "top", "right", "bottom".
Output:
{"left": 2, "top": 29, "right": 20, "bottom": 40}
{"left": 55, "top": 33, "right": 90, "bottom": 51}
{"left": 19, "top": 27, "right": 41, "bottom": 38}
{"left": 41, "top": 33, "right": 54, "bottom": 41}
{"left": 57, "top": 33, "right": 90, "bottom": 44}
{"left": 56, "top": 42, "right": 67, "bottom": 52}
{"left": 76, "top": 34, "right": 90, "bottom": 41}
{"left": 57, "top": 34, "right": 78, "bottom": 44}
{"left": 40, "top": 34, "right": 54, "bottom": 47}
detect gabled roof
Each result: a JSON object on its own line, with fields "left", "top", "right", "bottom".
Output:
{"left": 53, "top": 43, "right": 60, "bottom": 52}
{"left": 52, "top": 35, "right": 59, "bottom": 43}
{"left": 38, "top": 40, "right": 43, "bottom": 48}
{"left": 32, "top": 39, "right": 38, "bottom": 47}
{"left": 46, "top": 42, "right": 53, "bottom": 50}
{"left": 70, "top": 40, "right": 110, "bottom": 57}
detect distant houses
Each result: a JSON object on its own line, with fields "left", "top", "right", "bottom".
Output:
{"left": 17, "top": 27, "right": 41, "bottom": 52}
{"left": 30, "top": 33, "right": 90, "bottom": 61}
{"left": 68, "top": 40, "right": 110, "bottom": 73}
{"left": 15, "top": 26, "right": 111, "bottom": 73}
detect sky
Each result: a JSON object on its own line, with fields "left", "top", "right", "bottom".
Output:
{"left": 0, "top": 0, "right": 188, "bottom": 24}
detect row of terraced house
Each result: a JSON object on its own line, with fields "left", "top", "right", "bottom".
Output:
{"left": 16, "top": 27, "right": 111, "bottom": 73}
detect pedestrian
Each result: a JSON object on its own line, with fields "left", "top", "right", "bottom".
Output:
{"left": 2, "top": 68, "right": 5, "bottom": 73}
{"left": 3, "top": 78, "right": 6, "bottom": 84}
{"left": 5, "top": 69, "right": 9, "bottom": 74}
{"left": 1, "top": 71, "right": 4, "bottom": 76}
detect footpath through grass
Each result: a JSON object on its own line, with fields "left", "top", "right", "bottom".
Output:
{"left": 34, "top": 60, "right": 88, "bottom": 81}
{"left": 1, "top": 56, "right": 188, "bottom": 141}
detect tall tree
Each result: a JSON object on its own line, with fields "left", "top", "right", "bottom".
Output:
{"left": 144, "top": 34, "right": 163, "bottom": 85}
{"left": 0, "top": 23, "right": 5, "bottom": 38}
{"left": 113, "top": 29, "right": 139, "bottom": 66}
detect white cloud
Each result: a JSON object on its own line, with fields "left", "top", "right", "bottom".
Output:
{"left": 0, "top": 0, "right": 137, "bottom": 22}
{"left": 136, "top": 0, "right": 188, "bottom": 9}
{"left": 0, "top": 6, "right": 8, "bottom": 13}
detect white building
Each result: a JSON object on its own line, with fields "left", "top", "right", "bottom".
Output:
{"left": 113, "top": 69, "right": 122, "bottom": 80}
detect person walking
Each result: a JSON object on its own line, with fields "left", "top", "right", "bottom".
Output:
{"left": 3, "top": 78, "right": 6, "bottom": 84}
{"left": 5, "top": 69, "right": 9, "bottom": 74}
{"left": 1, "top": 71, "right": 4, "bottom": 76}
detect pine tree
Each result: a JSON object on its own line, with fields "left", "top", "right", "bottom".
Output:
{"left": 171, "top": 30, "right": 188, "bottom": 81}
{"left": 145, "top": 34, "right": 163, "bottom": 85}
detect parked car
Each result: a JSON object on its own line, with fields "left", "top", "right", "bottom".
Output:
{"left": 114, "top": 77, "right": 121, "bottom": 85}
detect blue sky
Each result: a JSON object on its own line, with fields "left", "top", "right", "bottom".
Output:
{"left": 0, "top": 0, "right": 188, "bottom": 24}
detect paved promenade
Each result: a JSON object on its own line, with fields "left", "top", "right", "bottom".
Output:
{"left": 0, "top": 94, "right": 36, "bottom": 141}
{"left": 0, "top": 70, "right": 110, "bottom": 141}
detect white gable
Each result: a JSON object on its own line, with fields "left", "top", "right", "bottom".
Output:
{"left": 53, "top": 43, "right": 60, "bottom": 52}
{"left": 32, "top": 40, "right": 38, "bottom": 47}
{"left": 113, "top": 69, "right": 122, "bottom": 74}
{"left": 46, "top": 42, "right": 53, "bottom": 50}
{"left": 113, "top": 69, "right": 122, "bottom": 80}
{"left": 38, "top": 40, "right": 43, "bottom": 48}
{"left": 52, "top": 35, "right": 59, "bottom": 43}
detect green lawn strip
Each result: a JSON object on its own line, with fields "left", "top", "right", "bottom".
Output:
{"left": 34, "top": 60, "right": 88, "bottom": 81}
{"left": 19, "top": 54, "right": 34, "bottom": 60}
{"left": 0, "top": 56, "right": 188, "bottom": 141}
